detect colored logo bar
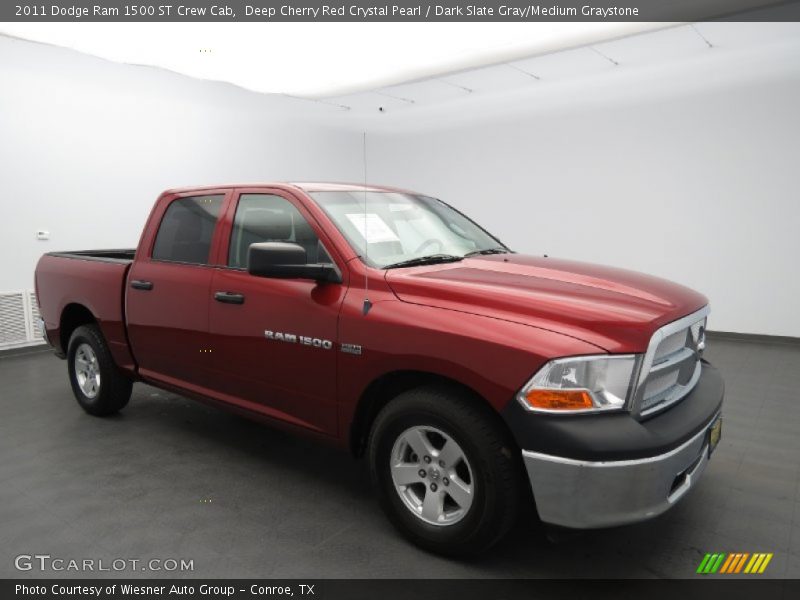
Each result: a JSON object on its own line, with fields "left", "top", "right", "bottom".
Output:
{"left": 697, "top": 552, "right": 773, "bottom": 574}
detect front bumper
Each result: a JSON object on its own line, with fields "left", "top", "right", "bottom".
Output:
{"left": 507, "top": 361, "right": 724, "bottom": 529}
{"left": 37, "top": 317, "right": 49, "bottom": 344}
{"left": 522, "top": 412, "right": 719, "bottom": 528}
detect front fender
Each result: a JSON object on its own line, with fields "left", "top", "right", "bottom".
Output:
{"left": 336, "top": 295, "right": 602, "bottom": 439}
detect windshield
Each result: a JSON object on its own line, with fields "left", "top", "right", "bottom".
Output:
{"left": 309, "top": 191, "right": 509, "bottom": 268}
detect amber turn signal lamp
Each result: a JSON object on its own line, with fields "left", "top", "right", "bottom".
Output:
{"left": 523, "top": 389, "right": 594, "bottom": 410}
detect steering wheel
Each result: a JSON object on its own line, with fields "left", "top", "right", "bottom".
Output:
{"left": 413, "top": 238, "right": 443, "bottom": 255}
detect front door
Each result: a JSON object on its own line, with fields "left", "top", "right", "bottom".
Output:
{"left": 206, "top": 190, "right": 346, "bottom": 435}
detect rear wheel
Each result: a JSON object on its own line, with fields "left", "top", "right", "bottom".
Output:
{"left": 368, "top": 385, "right": 523, "bottom": 555}
{"left": 67, "top": 324, "right": 132, "bottom": 416}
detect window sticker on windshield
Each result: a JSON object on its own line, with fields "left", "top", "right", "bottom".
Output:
{"left": 345, "top": 213, "right": 400, "bottom": 243}
{"left": 389, "top": 203, "right": 415, "bottom": 212}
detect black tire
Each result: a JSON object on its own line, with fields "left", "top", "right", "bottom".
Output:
{"left": 67, "top": 324, "right": 132, "bottom": 416}
{"left": 368, "top": 385, "right": 523, "bottom": 556}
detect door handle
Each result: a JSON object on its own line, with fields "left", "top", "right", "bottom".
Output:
{"left": 214, "top": 291, "right": 245, "bottom": 305}
{"left": 130, "top": 280, "right": 153, "bottom": 291}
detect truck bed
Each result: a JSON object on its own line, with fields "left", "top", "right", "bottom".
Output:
{"left": 46, "top": 249, "right": 136, "bottom": 263}
{"left": 35, "top": 250, "right": 136, "bottom": 371}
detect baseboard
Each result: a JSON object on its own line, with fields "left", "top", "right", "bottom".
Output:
{"left": 0, "top": 342, "right": 50, "bottom": 359}
{"left": 707, "top": 330, "right": 800, "bottom": 346}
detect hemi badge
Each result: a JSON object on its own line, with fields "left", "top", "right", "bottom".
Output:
{"left": 341, "top": 343, "right": 362, "bottom": 355}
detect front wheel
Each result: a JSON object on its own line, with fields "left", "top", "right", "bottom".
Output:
{"left": 67, "top": 324, "right": 132, "bottom": 416}
{"left": 368, "top": 386, "right": 524, "bottom": 555}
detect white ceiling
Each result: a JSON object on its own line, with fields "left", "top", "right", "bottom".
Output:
{"left": 2, "top": 21, "right": 799, "bottom": 122}
{"left": 322, "top": 22, "right": 800, "bottom": 116}
{"left": 0, "top": 22, "right": 668, "bottom": 97}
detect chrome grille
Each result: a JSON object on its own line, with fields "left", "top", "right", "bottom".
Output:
{"left": 634, "top": 306, "right": 708, "bottom": 418}
{"left": 653, "top": 329, "right": 687, "bottom": 363}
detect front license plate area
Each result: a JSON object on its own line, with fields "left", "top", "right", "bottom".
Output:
{"left": 708, "top": 417, "right": 722, "bottom": 457}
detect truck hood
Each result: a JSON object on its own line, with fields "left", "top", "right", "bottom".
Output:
{"left": 384, "top": 254, "right": 708, "bottom": 353}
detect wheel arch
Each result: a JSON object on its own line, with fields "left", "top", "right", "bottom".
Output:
{"left": 349, "top": 370, "right": 518, "bottom": 458}
{"left": 59, "top": 303, "right": 97, "bottom": 353}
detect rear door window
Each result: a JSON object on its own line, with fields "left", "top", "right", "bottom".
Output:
{"left": 152, "top": 195, "right": 224, "bottom": 265}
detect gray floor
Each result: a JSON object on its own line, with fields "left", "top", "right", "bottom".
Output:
{"left": 1, "top": 338, "right": 799, "bottom": 579}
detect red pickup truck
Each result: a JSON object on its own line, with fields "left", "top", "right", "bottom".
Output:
{"left": 35, "top": 183, "right": 723, "bottom": 555}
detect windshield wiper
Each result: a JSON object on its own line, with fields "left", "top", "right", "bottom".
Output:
{"left": 383, "top": 254, "right": 464, "bottom": 269}
{"left": 463, "top": 248, "right": 510, "bottom": 257}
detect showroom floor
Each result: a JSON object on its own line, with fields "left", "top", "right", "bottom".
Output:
{"left": 1, "top": 337, "right": 798, "bottom": 579}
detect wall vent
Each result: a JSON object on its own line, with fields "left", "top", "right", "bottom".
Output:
{"left": 0, "top": 290, "right": 46, "bottom": 351}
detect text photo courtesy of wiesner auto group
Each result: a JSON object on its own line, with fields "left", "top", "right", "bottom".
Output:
{"left": 1, "top": 1, "right": 799, "bottom": 598}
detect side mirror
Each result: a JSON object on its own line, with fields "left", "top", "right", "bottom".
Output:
{"left": 247, "top": 242, "right": 341, "bottom": 283}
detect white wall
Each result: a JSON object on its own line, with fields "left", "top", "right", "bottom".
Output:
{"left": 2, "top": 29, "right": 799, "bottom": 338}
{"left": 363, "top": 38, "right": 800, "bottom": 337}
{"left": 0, "top": 35, "right": 361, "bottom": 293}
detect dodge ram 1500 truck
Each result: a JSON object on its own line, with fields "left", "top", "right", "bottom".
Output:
{"left": 35, "top": 183, "right": 723, "bottom": 555}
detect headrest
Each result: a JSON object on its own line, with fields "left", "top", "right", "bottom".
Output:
{"left": 244, "top": 210, "right": 293, "bottom": 241}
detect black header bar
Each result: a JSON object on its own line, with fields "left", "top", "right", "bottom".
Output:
{"left": 3, "top": 579, "right": 800, "bottom": 600}
{"left": 2, "top": 0, "right": 800, "bottom": 22}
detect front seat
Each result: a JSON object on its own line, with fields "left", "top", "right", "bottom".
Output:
{"left": 235, "top": 209, "right": 299, "bottom": 268}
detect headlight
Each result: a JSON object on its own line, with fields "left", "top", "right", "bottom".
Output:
{"left": 517, "top": 355, "right": 642, "bottom": 413}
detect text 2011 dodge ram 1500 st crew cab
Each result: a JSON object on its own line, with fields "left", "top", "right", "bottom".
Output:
{"left": 35, "top": 183, "right": 723, "bottom": 555}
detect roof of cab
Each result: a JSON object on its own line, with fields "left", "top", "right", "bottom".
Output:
{"left": 291, "top": 182, "right": 407, "bottom": 193}
{"left": 162, "top": 182, "right": 413, "bottom": 195}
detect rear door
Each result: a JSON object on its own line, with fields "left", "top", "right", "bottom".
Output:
{"left": 205, "top": 188, "right": 347, "bottom": 435}
{"left": 126, "top": 190, "right": 230, "bottom": 390}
